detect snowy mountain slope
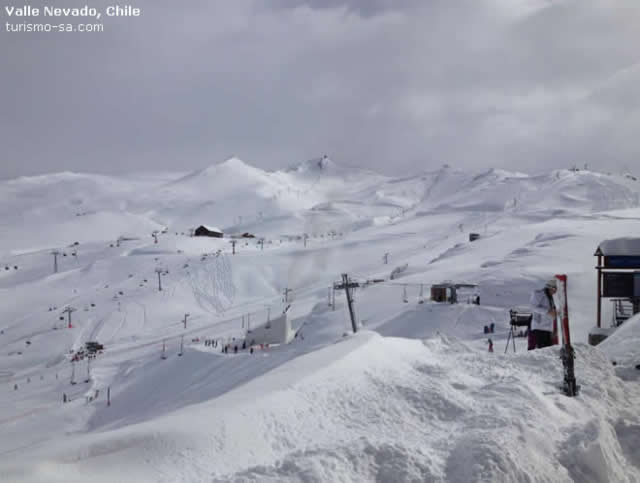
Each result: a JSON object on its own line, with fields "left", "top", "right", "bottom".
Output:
{"left": 1, "top": 159, "right": 640, "bottom": 482}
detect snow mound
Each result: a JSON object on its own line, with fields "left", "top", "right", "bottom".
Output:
{"left": 598, "top": 314, "right": 640, "bottom": 367}
{"left": 9, "top": 333, "right": 640, "bottom": 482}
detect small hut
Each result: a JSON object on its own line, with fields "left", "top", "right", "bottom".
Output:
{"left": 431, "top": 283, "right": 456, "bottom": 303}
{"left": 194, "top": 225, "right": 223, "bottom": 238}
{"left": 591, "top": 237, "right": 640, "bottom": 345}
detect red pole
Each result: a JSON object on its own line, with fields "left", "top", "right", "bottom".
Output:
{"left": 556, "top": 274, "right": 571, "bottom": 345}
{"left": 596, "top": 254, "right": 602, "bottom": 328}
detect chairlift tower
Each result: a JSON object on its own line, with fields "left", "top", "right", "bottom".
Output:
{"left": 51, "top": 250, "right": 60, "bottom": 273}
{"left": 155, "top": 267, "right": 163, "bottom": 291}
{"left": 85, "top": 357, "right": 91, "bottom": 383}
{"left": 335, "top": 274, "right": 359, "bottom": 333}
{"left": 62, "top": 306, "right": 76, "bottom": 329}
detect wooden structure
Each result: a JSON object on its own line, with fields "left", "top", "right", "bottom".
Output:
{"left": 594, "top": 237, "right": 640, "bottom": 330}
{"left": 431, "top": 283, "right": 452, "bottom": 303}
{"left": 431, "top": 283, "right": 479, "bottom": 304}
{"left": 194, "top": 225, "right": 223, "bottom": 238}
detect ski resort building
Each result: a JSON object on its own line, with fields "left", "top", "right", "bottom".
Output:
{"left": 591, "top": 237, "right": 640, "bottom": 345}
{"left": 431, "top": 283, "right": 479, "bottom": 304}
{"left": 244, "top": 311, "right": 294, "bottom": 347}
{"left": 194, "top": 225, "right": 224, "bottom": 238}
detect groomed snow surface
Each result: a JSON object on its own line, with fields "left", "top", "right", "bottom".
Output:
{"left": 1, "top": 159, "right": 640, "bottom": 482}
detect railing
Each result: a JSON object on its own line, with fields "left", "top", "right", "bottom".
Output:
{"left": 611, "top": 298, "right": 634, "bottom": 327}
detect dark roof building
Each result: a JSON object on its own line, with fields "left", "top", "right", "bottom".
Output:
{"left": 194, "top": 225, "right": 223, "bottom": 238}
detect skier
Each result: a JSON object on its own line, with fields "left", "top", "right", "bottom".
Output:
{"left": 529, "top": 279, "right": 557, "bottom": 349}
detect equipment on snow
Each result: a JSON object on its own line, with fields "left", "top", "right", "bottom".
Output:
{"left": 555, "top": 275, "right": 578, "bottom": 397}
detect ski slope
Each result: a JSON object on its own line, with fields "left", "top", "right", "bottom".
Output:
{"left": 1, "top": 159, "right": 640, "bottom": 482}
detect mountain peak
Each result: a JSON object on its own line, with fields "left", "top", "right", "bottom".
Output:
{"left": 286, "top": 156, "right": 336, "bottom": 174}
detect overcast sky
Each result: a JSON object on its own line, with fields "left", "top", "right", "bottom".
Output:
{"left": 1, "top": 0, "right": 639, "bottom": 179}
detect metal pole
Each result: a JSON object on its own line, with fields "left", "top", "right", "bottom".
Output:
{"left": 107, "top": 386, "right": 111, "bottom": 406}
{"left": 52, "top": 250, "right": 59, "bottom": 273}
{"left": 178, "top": 335, "right": 184, "bottom": 356}
{"left": 332, "top": 287, "right": 336, "bottom": 311}
{"left": 161, "top": 339, "right": 167, "bottom": 359}
{"left": 342, "top": 273, "right": 357, "bottom": 333}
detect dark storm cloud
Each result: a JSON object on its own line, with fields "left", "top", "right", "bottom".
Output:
{"left": 1, "top": 0, "right": 639, "bottom": 179}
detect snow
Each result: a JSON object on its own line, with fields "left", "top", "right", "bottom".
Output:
{"left": 599, "top": 314, "right": 640, "bottom": 367}
{"left": 244, "top": 312, "right": 294, "bottom": 347}
{"left": 1, "top": 159, "right": 640, "bottom": 482}
{"left": 596, "top": 237, "right": 640, "bottom": 256}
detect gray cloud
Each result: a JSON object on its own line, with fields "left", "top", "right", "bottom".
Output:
{"left": 270, "top": 0, "right": 425, "bottom": 17}
{"left": 1, "top": 0, "right": 639, "bottom": 179}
